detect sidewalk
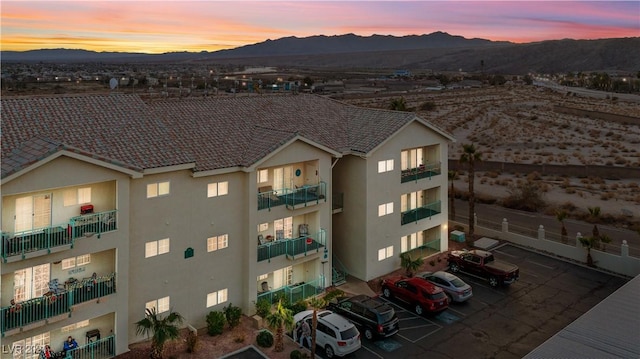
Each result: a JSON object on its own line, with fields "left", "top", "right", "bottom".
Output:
{"left": 337, "top": 275, "right": 377, "bottom": 297}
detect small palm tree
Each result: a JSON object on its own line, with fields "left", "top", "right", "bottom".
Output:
{"left": 448, "top": 170, "right": 457, "bottom": 219}
{"left": 389, "top": 97, "right": 408, "bottom": 111}
{"left": 555, "top": 209, "right": 568, "bottom": 243}
{"left": 578, "top": 235, "right": 599, "bottom": 267}
{"left": 135, "top": 308, "right": 184, "bottom": 359}
{"left": 459, "top": 144, "right": 482, "bottom": 239}
{"left": 400, "top": 252, "right": 424, "bottom": 277}
{"left": 265, "top": 299, "right": 294, "bottom": 352}
{"left": 599, "top": 233, "right": 612, "bottom": 252}
{"left": 588, "top": 206, "right": 601, "bottom": 239}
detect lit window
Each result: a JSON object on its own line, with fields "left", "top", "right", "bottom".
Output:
{"left": 61, "top": 254, "right": 91, "bottom": 269}
{"left": 147, "top": 181, "right": 170, "bottom": 198}
{"left": 145, "top": 239, "right": 170, "bottom": 258}
{"left": 258, "top": 273, "right": 268, "bottom": 281}
{"left": 378, "top": 245, "right": 394, "bottom": 261}
{"left": 207, "top": 234, "right": 228, "bottom": 252}
{"left": 157, "top": 296, "right": 170, "bottom": 313}
{"left": 257, "top": 169, "right": 269, "bottom": 183}
{"left": 78, "top": 187, "right": 92, "bottom": 204}
{"left": 62, "top": 320, "right": 89, "bottom": 332}
{"left": 377, "top": 159, "right": 394, "bottom": 173}
{"left": 378, "top": 202, "right": 394, "bottom": 216}
{"left": 207, "top": 181, "right": 229, "bottom": 197}
{"left": 206, "top": 288, "right": 228, "bottom": 308}
{"left": 258, "top": 223, "right": 269, "bottom": 232}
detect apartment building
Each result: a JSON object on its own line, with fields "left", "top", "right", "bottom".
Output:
{"left": 1, "top": 93, "right": 452, "bottom": 358}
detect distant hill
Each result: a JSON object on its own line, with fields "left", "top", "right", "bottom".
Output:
{"left": 2, "top": 32, "right": 639, "bottom": 74}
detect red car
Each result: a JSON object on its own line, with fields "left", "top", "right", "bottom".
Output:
{"left": 381, "top": 276, "right": 449, "bottom": 315}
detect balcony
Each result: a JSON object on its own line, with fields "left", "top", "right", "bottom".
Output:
{"left": 401, "top": 200, "right": 442, "bottom": 225}
{"left": 401, "top": 162, "right": 441, "bottom": 183}
{"left": 401, "top": 238, "right": 442, "bottom": 259}
{"left": 258, "top": 229, "right": 326, "bottom": 262}
{"left": 1, "top": 210, "right": 117, "bottom": 262}
{"left": 1, "top": 273, "right": 116, "bottom": 336}
{"left": 258, "top": 182, "right": 327, "bottom": 211}
{"left": 63, "top": 335, "right": 115, "bottom": 359}
{"left": 257, "top": 276, "right": 324, "bottom": 305}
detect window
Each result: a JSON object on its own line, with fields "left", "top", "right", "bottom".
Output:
{"left": 147, "top": 181, "right": 170, "bottom": 198}
{"left": 14, "top": 264, "right": 50, "bottom": 301}
{"left": 78, "top": 187, "right": 92, "bottom": 204}
{"left": 401, "top": 232, "right": 424, "bottom": 253}
{"left": 61, "top": 320, "right": 89, "bottom": 332}
{"left": 378, "top": 245, "right": 393, "bottom": 261}
{"left": 257, "top": 169, "right": 269, "bottom": 183}
{"left": 257, "top": 223, "right": 269, "bottom": 232}
{"left": 207, "top": 181, "right": 229, "bottom": 197}
{"left": 207, "top": 234, "right": 229, "bottom": 252}
{"left": 145, "top": 238, "right": 170, "bottom": 258}
{"left": 11, "top": 332, "right": 50, "bottom": 359}
{"left": 206, "top": 288, "right": 228, "bottom": 308}
{"left": 377, "top": 159, "right": 394, "bottom": 173}
{"left": 257, "top": 273, "right": 268, "bottom": 281}
{"left": 61, "top": 254, "right": 91, "bottom": 270}
{"left": 274, "top": 217, "right": 293, "bottom": 239}
{"left": 378, "top": 202, "right": 394, "bottom": 217}
{"left": 146, "top": 296, "right": 170, "bottom": 314}
{"left": 401, "top": 148, "right": 423, "bottom": 170}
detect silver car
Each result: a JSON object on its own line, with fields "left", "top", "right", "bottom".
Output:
{"left": 417, "top": 271, "right": 473, "bottom": 302}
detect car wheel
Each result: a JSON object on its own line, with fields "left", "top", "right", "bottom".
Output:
{"left": 449, "top": 263, "right": 460, "bottom": 273}
{"left": 382, "top": 287, "right": 392, "bottom": 298}
{"left": 325, "top": 345, "right": 335, "bottom": 358}
{"left": 489, "top": 276, "right": 499, "bottom": 287}
{"left": 364, "top": 328, "right": 374, "bottom": 340}
{"left": 414, "top": 304, "right": 423, "bottom": 315}
{"left": 446, "top": 293, "right": 453, "bottom": 303}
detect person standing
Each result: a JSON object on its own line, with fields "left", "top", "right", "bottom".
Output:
{"left": 299, "top": 320, "right": 311, "bottom": 349}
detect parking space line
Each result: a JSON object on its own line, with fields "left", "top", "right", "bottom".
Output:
{"left": 361, "top": 345, "right": 385, "bottom": 358}
{"left": 494, "top": 249, "right": 517, "bottom": 258}
{"left": 526, "top": 260, "right": 555, "bottom": 270}
{"left": 447, "top": 307, "right": 468, "bottom": 317}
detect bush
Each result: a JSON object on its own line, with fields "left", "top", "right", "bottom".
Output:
{"left": 287, "top": 300, "right": 308, "bottom": 315}
{"left": 224, "top": 303, "right": 242, "bottom": 329}
{"left": 290, "top": 349, "right": 310, "bottom": 359}
{"left": 256, "top": 330, "right": 274, "bottom": 348}
{"left": 206, "top": 311, "right": 226, "bottom": 336}
{"left": 255, "top": 298, "right": 271, "bottom": 318}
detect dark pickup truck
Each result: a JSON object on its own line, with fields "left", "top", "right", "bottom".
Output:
{"left": 447, "top": 249, "right": 519, "bottom": 287}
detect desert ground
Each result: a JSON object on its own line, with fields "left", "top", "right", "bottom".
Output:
{"left": 341, "top": 85, "right": 640, "bottom": 230}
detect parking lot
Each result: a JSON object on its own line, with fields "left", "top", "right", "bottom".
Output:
{"left": 311, "top": 244, "right": 629, "bottom": 359}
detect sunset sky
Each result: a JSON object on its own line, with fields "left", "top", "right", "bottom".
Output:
{"left": 1, "top": 1, "right": 638, "bottom": 53}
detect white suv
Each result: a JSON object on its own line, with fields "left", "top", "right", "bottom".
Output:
{"left": 293, "top": 309, "right": 361, "bottom": 358}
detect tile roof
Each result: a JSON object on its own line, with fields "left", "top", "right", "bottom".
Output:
{"left": 2, "top": 93, "right": 440, "bottom": 177}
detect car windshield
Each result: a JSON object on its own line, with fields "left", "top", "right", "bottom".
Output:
{"left": 340, "top": 326, "right": 359, "bottom": 340}
{"left": 450, "top": 278, "right": 466, "bottom": 288}
{"left": 378, "top": 309, "right": 396, "bottom": 323}
{"left": 484, "top": 254, "right": 495, "bottom": 263}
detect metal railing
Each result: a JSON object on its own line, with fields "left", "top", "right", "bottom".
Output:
{"left": 401, "top": 200, "right": 442, "bottom": 225}
{"left": 258, "top": 182, "right": 327, "bottom": 211}
{"left": 401, "top": 162, "right": 442, "bottom": 183}
{"left": 401, "top": 238, "right": 442, "bottom": 259}
{"left": 332, "top": 255, "right": 349, "bottom": 285}
{"left": 1, "top": 273, "right": 116, "bottom": 335}
{"left": 257, "top": 277, "right": 324, "bottom": 305}
{"left": 257, "top": 229, "right": 326, "bottom": 262}
{"left": 63, "top": 335, "right": 115, "bottom": 359}
{"left": 2, "top": 210, "right": 117, "bottom": 262}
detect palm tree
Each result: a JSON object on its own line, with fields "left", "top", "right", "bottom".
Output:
{"left": 578, "top": 235, "right": 599, "bottom": 267}
{"left": 555, "top": 209, "right": 568, "bottom": 243}
{"left": 599, "top": 233, "right": 612, "bottom": 252}
{"left": 459, "top": 143, "right": 482, "bottom": 239}
{"left": 588, "top": 206, "right": 601, "bottom": 239}
{"left": 400, "top": 252, "right": 424, "bottom": 277}
{"left": 448, "top": 170, "right": 457, "bottom": 219}
{"left": 265, "top": 299, "right": 294, "bottom": 352}
{"left": 135, "top": 308, "right": 184, "bottom": 359}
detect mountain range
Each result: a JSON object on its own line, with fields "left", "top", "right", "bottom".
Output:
{"left": 2, "top": 32, "right": 639, "bottom": 74}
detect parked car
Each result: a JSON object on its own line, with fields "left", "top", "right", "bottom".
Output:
{"left": 447, "top": 249, "right": 520, "bottom": 287}
{"left": 416, "top": 271, "right": 473, "bottom": 303}
{"left": 327, "top": 294, "right": 400, "bottom": 340}
{"left": 293, "top": 309, "right": 361, "bottom": 358}
{"left": 381, "top": 276, "right": 449, "bottom": 315}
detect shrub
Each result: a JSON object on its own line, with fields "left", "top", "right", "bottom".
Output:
{"left": 290, "top": 349, "right": 310, "bottom": 359}
{"left": 256, "top": 330, "right": 274, "bottom": 348}
{"left": 206, "top": 311, "right": 226, "bottom": 336}
{"left": 287, "top": 300, "right": 308, "bottom": 315}
{"left": 224, "top": 303, "right": 242, "bottom": 329}
{"left": 255, "top": 298, "right": 271, "bottom": 318}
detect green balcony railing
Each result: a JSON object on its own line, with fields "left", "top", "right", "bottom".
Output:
{"left": 257, "top": 276, "right": 324, "bottom": 305}
{"left": 69, "top": 210, "right": 117, "bottom": 239}
{"left": 401, "top": 238, "right": 442, "bottom": 259}
{"left": 258, "top": 182, "right": 327, "bottom": 211}
{"left": 257, "top": 229, "right": 326, "bottom": 262}
{"left": 63, "top": 335, "right": 115, "bottom": 359}
{"left": 1, "top": 210, "right": 117, "bottom": 262}
{"left": 1, "top": 273, "right": 116, "bottom": 335}
{"left": 401, "top": 200, "right": 442, "bottom": 225}
{"left": 401, "top": 163, "right": 441, "bottom": 183}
